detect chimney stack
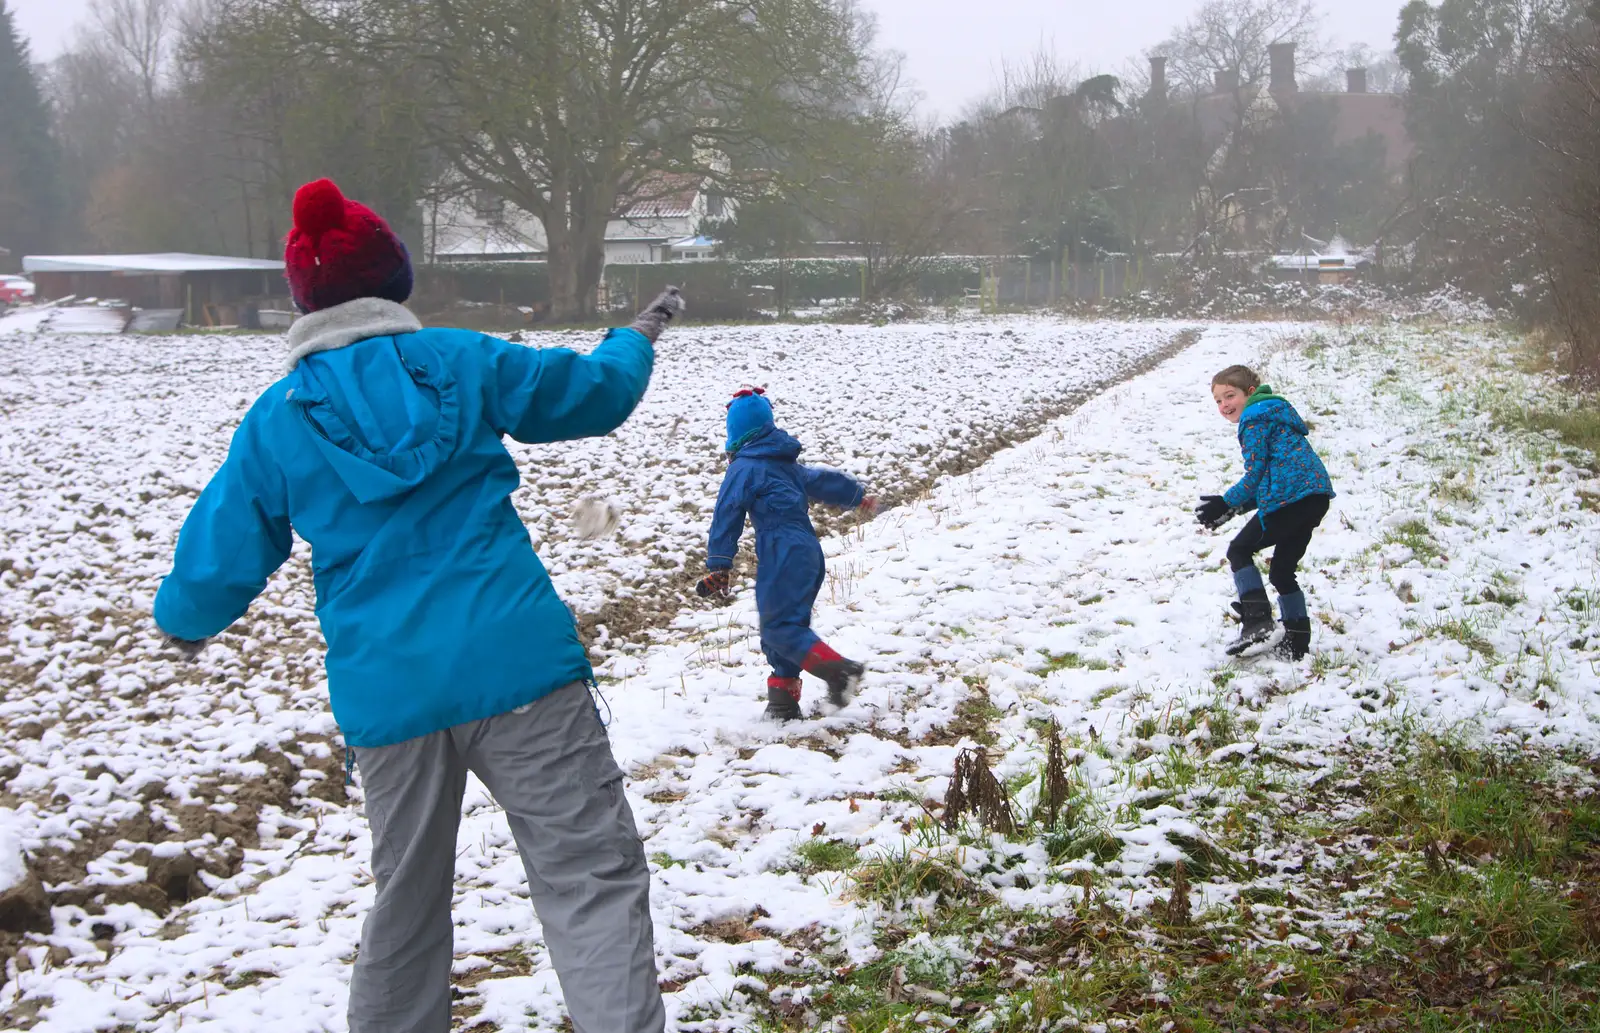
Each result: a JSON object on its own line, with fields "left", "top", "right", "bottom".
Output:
{"left": 1215, "top": 68, "right": 1240, "bottom": 92}
{"left": 1148, "top": 55, "right": 1167, "bottom": 101}
{"left": 1268, "top": 42, "right": 1298, "bottom": 94}
{"left": 1346, "top": 67, "right": 1368, "bottom": 93}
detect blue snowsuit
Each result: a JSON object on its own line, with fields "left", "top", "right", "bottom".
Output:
{"left": 1221, "top": 394, "right": 1335, "bottom": 523}
{"left": 706, "top": 425, "right": 865, "bottom": 678}
{"left": 153, "top": 306, "right": 653, "bottom": 747}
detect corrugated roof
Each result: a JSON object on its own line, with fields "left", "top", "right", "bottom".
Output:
{"left": 23, "top": 253, "right": 285, "bottom": 274}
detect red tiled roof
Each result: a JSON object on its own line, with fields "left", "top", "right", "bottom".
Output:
{"left": 620, "top": 172, "right": 705, "bottom": 219}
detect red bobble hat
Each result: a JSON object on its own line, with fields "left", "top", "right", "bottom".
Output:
{"left": 283, "top": 178, "right": 414, "bottom": 313}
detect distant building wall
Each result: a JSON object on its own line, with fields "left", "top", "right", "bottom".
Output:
{"left": 31, "top": 269, "right": 284, "bottom": 308}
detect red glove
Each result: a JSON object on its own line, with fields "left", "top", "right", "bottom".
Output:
{"left": 859, "top": 496, "right": 880, "bottom": 517}
{"left": 696, "top": 570, "right": 731, "bottom": 598}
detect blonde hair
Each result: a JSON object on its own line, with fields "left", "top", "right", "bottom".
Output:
{"left": 1211, "top": 365, "right": 1260, "bottom": 394}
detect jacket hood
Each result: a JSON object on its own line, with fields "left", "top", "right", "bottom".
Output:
{"left": 1239, "top": 396, "right": 1308, "bottom": 436}
{"left": 733, "top": 424, "right": 803, "bottom": 460}
{"left": 284, "top": 297, "right": 421, "bottom": 371}
{"left": 726, "top": 392, "right": 776, "bottom": 452}
{"left": 286, "top": 335, "right": 461, "bottom": 504}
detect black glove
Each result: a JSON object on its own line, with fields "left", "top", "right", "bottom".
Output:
{"left": 1194, "top": 495, "right": 1234, "bottom": 530}
{"left": 162, "top": 634, "right": 209, "bottom": 660}
{"left": 695, "top": 569, "right": 730, "bottom": 599}
{"left": 628, "top": 287, "right": 685, "bottom": 343}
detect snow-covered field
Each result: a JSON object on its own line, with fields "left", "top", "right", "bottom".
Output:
{"left": 0, "top": 317, "right": 1189, "bottom": 654}
{"left": 3, "top": 318, "right": 1600, "bottom": 1030}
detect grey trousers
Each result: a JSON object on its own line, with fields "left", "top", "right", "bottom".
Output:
{"left": 348, "top": 681, "right": 665, "bottom": 1033}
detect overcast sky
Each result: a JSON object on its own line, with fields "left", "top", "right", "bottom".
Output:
{"left": 12, "top": 0, "right": 1408, "bottom": 118}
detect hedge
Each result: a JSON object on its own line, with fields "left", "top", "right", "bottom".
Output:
{"left": 418, "top": 256, "right": 992, "bottom": 311}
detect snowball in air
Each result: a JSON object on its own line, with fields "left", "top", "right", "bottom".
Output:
{"left": 571, "top": 497, "right": 622, "bottom": 540}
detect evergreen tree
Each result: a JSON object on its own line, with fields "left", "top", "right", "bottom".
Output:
{"left": 0, "top": 0, "right": 63, "bottom": 261}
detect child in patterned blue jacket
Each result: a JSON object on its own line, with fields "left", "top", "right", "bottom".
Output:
{"left": 1196, "top": 365, "right": 1335, "bottom": 660}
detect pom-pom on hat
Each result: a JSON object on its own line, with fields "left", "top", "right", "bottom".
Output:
{"left": 725, "top": 386, "right": 774, "bottom": 453}
{"left": 284, "top": 178, "right": 414, "bottom": 313}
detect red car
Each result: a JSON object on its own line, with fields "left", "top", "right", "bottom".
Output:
{"left": 0, "top": 275, "right": 35, "bottom": 304}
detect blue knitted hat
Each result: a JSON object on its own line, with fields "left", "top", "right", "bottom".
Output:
{"left": 725, "top": 388, "right": 774, "bottom": 453}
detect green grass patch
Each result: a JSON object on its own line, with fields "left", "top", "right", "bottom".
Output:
{"left": 1036, "top": 650, "right": 1085, "bottom": 673}
{"left": 745, "top": 720, "right": 1600, "bottom": 1033}
{"left": 1506, "top": 402, "right": 1600, "bottom": 455}
{"left": 795, "top": 838, "right": 861, "bottom": 874}
{"left": 1045, "top": 827, "right": 1123, "bottom": 864}
{"left": 1361, "top": 736, "right": 1600, "bottom": 876}
{"left": 1381, "top": 518, "right": 1446, "bottom": 564}
{"left": 851, "top": 846, "right": 984, "bottom": 907}
{"left": 1426, "top": 614, "right": 1498, "bottom": 658}
{"left": 1431, "top": 470, "right": 1479, "bottom": 504}
{"left": 1380, "top": 861, "right": 1593, "bottom": 971}
{"left": 1565, "top": 588, "right": 1600, "bottom": 615}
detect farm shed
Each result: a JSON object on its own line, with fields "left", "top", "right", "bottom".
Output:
{"left": 22, "top": 253, "right": 287, "bottom": 318}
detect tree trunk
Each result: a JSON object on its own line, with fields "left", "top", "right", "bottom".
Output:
{"left": 548, "top": 231, "right": 586, "bottom": 323}
{"left": 546, "top": 204, "right": 612, "bottom": 324}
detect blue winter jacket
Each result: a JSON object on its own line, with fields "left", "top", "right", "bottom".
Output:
{"left": 153, "top": 299, "right": 653, "bottom": 747}
{"left": 706, "top": 426, "right": 863, "bottom": 624}
{"left": 1221, "top": 396, "right": 1335, "bottom": 522}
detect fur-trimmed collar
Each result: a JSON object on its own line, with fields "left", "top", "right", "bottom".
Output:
{"left": 284, "top": 298, "right": 421, "bottom": 370}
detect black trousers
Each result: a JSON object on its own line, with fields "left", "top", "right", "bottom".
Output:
{"left": 1226, "top": 494, "right": 1330, "bottom": 596}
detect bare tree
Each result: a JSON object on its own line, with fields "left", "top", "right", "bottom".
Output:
{"left": 1301, "top": 43, "right": 1409, "bottom": 93}
{"left": 986, "top": 45, "right": 1081, "bottom": 116}
{"left": 89, "top": 0, "right": 176, "bottom": 115}
{"left": 823, "top": 113, "right": 971, "bottom": 302}
{"left": 1154, "top": 0, "right": 1326, "bottom": 92}
{"left": 326, "top": 0, "right": 878, "bottom": 322}
{"left": 1520, "top": 17, "right": 1600, "bottom": 374}
{"left": 1396, "top": 0, "right": 1574, "bottom": 302}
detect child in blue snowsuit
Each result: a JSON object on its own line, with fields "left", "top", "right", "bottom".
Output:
{"left": 696, "top": 388, "right": 876, "bottom": 721}
{"left": 1196, "top": 365, "right": 1335, "bottom": 660}
{"left": 152, "top": 179, "right": 673, "bottom": 1033}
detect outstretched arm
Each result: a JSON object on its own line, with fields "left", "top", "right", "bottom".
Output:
{"left": 482, "top": 328, "right": 654, "bottom": 444}
{"left": 154, "top": 410, "right": 293, "bottom": 642}
{"left": 481, "top": 288, "right": 682, "bottom": 444}
{"left": 799, "top": 465, "right": 867, "bottom": 509}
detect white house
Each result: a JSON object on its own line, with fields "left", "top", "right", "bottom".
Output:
{"left": 426, "top": 170, "right": 729, "bottom": 266}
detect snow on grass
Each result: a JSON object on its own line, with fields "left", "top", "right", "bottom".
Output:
{"left": 3, "top": 319, "right": 1600, "bottom": 1030}
{"left": 0, "top": 317, "right": 1180, "bottom": 1027}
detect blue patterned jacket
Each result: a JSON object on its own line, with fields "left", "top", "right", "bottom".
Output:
{"left": 1222, "top": 395, "right": 1334, "bottom": 522}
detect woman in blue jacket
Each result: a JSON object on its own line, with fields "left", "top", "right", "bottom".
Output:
{"left": 1195, "top": 364, "right": 1335, "bottom": 660}
{"left": 154, "top": 178, "right": 673, "bottom": 1033}
{"left": 696, "top": 388, "right": 876, "bottom": 721}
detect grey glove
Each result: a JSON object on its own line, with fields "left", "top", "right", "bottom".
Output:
{"left": 628, "top": 286, "right": 684, "bottom": 343}
{"left": 162, "top": 634, "right": 209, "bottom": 661}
